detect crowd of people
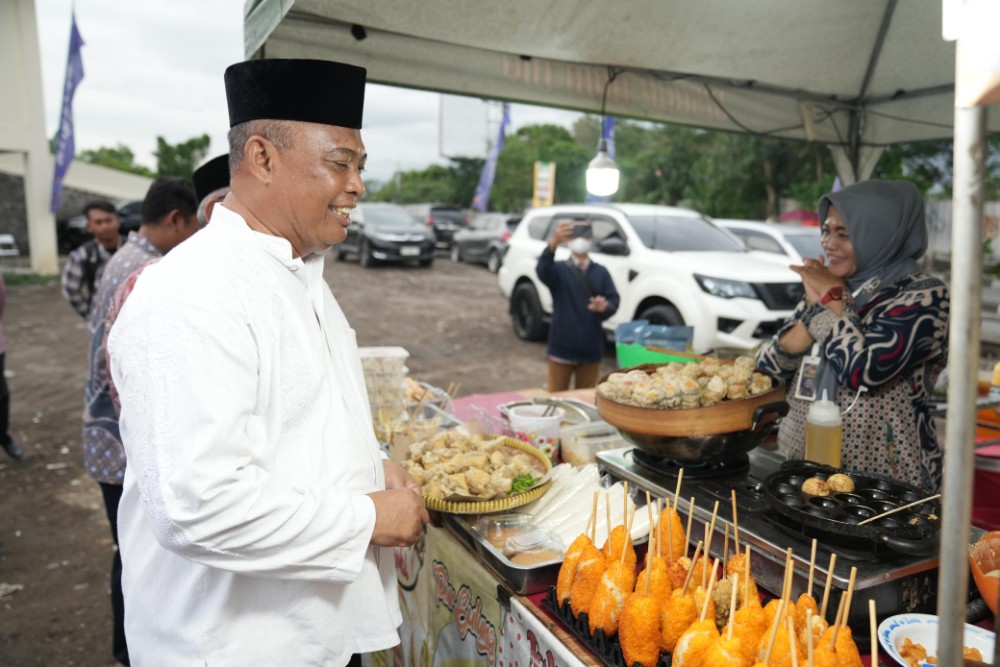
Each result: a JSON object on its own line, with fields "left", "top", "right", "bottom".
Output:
{"left": 0, "top": 54, "right": 952, "bottom": 667}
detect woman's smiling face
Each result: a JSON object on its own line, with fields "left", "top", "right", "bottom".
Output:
{"left": 821, "top": 204, "right": 857, "bottom": 278}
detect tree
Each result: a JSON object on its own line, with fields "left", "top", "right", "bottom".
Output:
{"left": 76, "top": 144, "right": 155, "bottom": 177}
{"left": 155, "top": 134, "right": 211, "bottom": 179}
{"left": 491, "top": 124, "right": 591, "bottom": 212}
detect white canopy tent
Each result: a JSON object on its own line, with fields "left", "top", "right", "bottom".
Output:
{"left": 244, "top": 1, "right": 997, "bottom": 661}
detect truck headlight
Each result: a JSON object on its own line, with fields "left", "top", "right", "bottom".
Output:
{"left": 694, "top": 274, "right": 758, "bottom": 299}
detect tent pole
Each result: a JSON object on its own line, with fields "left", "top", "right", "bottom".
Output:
{"left": 937, "top": 103, "right": 985, "bottom": 667}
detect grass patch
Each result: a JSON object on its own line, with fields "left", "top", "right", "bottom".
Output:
{"left": 2, "top": 273, "right": 58, "bottom": 286}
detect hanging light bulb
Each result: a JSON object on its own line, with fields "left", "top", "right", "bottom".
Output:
{"left": 586, "top": 68, "right": 621, "bottom": 197}
{"left": 586, "top": 138, "right": 619, "bottom": 196}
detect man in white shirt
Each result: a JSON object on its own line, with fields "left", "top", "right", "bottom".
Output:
{"left": 108, "top": 58, "right": 429, "bottom": 667}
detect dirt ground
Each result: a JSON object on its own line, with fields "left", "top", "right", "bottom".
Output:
{"left": 0, "top": 251, "right": 617, "bottom": 666}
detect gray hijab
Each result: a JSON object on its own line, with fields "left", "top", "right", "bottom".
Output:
{"left": 818, "top": 179, "right": 927, "bottom": 306}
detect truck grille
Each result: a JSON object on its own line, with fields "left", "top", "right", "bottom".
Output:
{"left": 753, "top": 282, "right": 803, "bottom": 311}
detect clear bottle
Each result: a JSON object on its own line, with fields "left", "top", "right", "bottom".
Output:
{"left": 805, "top": 390, "right": 843, "bottom": 467}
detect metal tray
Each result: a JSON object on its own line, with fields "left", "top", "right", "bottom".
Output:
{"left": 497, "top": 397, "right": 599, "bottom": 425}
{"left": 441, "top": 513, "right": 562, "bottom": 595}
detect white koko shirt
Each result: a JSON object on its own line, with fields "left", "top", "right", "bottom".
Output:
{"left": 108, "top": 205, "right": 401, "bottom": 666}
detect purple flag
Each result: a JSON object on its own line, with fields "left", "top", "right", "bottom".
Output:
{"left": 51, "top": 13, "right": 85, "bottom": 212}
{"left": 586, "top": 116, "right": 616, "bottom": 203}
{"left": 471, "top": 103, "right": 510, "bottom": 212}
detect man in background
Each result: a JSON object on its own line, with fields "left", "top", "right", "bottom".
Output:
{"left": 192, "top": 153, "right": 231, "bottom": 226}
{"left": 83, "top": 177, "right": 200, "bottom": 666}
{"left": 536, "top": 219, "right": 619, "bottom": 391}
{"left": 61, "top": 200, "right": 126, "bottom": 322}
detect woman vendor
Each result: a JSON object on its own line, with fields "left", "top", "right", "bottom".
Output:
{"left": 756, "top": 179, "right": 949, "bottom": 491}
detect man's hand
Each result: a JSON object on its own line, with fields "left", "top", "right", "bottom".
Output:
{"left": 368, "top": 488, "right": 429, "bottom": 547}
{"left": 383, "top": 459, "right": 421, "bottom": 495}
{"left": 588, "top": 295, "right": 609, "bottom": 313}
{"left": 548, "top": 222, "right": 574, "bottom": 251}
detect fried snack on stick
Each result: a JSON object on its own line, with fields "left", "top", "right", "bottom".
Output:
{"left": 556, "top": 492, "right": 598, "bottom": 604}
{"left": 619, "top": 550, "right": 662, "bottom": 667}
{"left": 672, "top": 560, "right": 721, "bottom": 667}
{"left": 794, "top": 539, "right": 819, "bottom": 635}
{"left": 569, "top": 543, "right": 606, "bottom": 618}
{"left": 703, "top": 574, "right": 745, "bottom": 667}
{"left": 588, "top": 507, "right": 638, "bottom": 636}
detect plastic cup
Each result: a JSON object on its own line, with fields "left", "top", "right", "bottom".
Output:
{"left": 508, "top": 405, "right": 564, "bottom": 461}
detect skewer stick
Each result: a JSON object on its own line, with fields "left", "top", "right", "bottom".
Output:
{"left": 698, "top": 558, "right": 720, "bottom": 622}
{"left": 819, "top": 553, "right": 837, "bottom": 618}
{"left": 787, "top": 616, "right": 799, "bottom": 667}
{"left": 673, "top": 468, "right": 684, "bottom": 512}
{"left": 622, "top": 480, "right": 629, "bottom": 529}
{"left": 656, "top": 499, "right": 663, "bottom": 560}
{"left": 727, "top": 574, "right": 739, "bottom": 642}
{"left": 646, "top": 491, "right": 654, "bottom": 556}
{"left": 685, "top": 497, "right": 695, "bottom": 559}
{"left": 606, "top": 491, "right": 612, "bottom": 546}
{"left": 731, "top": 488, "right": 740, "bottom": 547}
{"left": 722, "top": 522, "right": 730, "bottom": 574}
{"left": 782, "top": 548, "right": 794, "bottom": 604}
{"left": 868, "top": 599, "right": 878, "bottom": 667}
{"left": 763, "top": 598, "right": 787, "bottom": 664}
{"left": 665, "top": 499, "right": 673, "bottom": 562}
{"left": 831, "top": 565, "right": 859, "bottom": 647}
{"left": 590, "top": 491, "right": 599, "bottom": 543}
{"left": 704, "top": 500, "right": 721, "bottom": 566}
{"left": 680, "top": 541, "right": 703, "bottom": 595}
{"left": 621, "top": 505, "right": 636, "bottom": 563}
{"left": 806, "top": 609, "right": 815, "bottom": 667}
{"left": 828, "top": 595, "right": 846, "bottom": 650}
{"left": 743, "top": 545, "right": 751, "bottom": 609}
{"left": 702, "top": 524, "right": 710, "bottom": 590}
{"left": 644, "top": 543, "right": 652, "bottom": 594}
{"left": 856, "top": 493, "right": 941, "bottom": 525}
{"left": 807, "top": 538, "right": 817, "bottom": 599}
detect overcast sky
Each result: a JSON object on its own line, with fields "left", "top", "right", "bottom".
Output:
{"left": 34, "top": 0, "right": 582, "bottom": 185}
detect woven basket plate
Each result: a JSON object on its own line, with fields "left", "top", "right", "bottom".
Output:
{"left": 423, "top": 436, "right": 552, "bottom": 515}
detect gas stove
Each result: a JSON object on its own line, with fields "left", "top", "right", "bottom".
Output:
{"left": 597, "top": 446, "right": 950, "bottom": 648}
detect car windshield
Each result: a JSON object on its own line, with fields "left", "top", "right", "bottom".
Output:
{"left": 365, "top": 207, "right": 420, "bottom": 228}
{"left": 630, "top": 214, "right": 746, "bottom": 252}
{"left": 785, "top": 232, "right": 823, "bottom": 260}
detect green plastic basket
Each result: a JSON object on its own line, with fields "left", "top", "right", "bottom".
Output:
{"left": 615, "top": 343, "right": 697, "bottom": 368}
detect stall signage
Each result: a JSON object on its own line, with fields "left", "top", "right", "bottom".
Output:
{"left": 433, "top": 560, "right": 499, "bottom": 665}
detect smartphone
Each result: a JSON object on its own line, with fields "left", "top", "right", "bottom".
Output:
{"left": 571, "top": 223, "right": 592, "bottom": 238}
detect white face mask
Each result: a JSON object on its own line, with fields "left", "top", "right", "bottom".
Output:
{"left": 567, "top": 238, "right": 592, "bottom": 255}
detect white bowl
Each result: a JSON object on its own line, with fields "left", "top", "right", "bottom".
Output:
{"left": 878, "top": 613, "right": 995, "bottom": 666}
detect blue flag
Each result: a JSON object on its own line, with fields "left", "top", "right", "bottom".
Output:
{"left": 471, "top": 103, "right": 510, "bottom": 212}
{"left": 51, "top": 13, "right": 85, "bottom": 212}
{"left": 586, "top": 116, "right": 616, "bottom": 203}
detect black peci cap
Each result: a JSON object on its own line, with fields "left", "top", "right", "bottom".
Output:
{"left": 224, "top": 59, "right": 367, "bottom": 129}
{"left": 192, "top": 154, "right": 230, "bottom": 202}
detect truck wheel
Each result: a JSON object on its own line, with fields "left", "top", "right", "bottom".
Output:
{"left": 511, "top": 283, "right": 548, "bottom": 341}
{"left": 638, "top": 303, "right": 684, "bottom": 326}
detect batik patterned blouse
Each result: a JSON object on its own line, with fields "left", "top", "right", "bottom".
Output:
{"left": 756, "top": 273, "right": 949, "bottom": 491}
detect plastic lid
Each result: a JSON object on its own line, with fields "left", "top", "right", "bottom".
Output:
{"left": 807, "top": 389, "right": 842, "bottom": 425}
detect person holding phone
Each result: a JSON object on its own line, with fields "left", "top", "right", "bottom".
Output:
{"left": 536, "top": 219, "right": 620, "bottom": 391}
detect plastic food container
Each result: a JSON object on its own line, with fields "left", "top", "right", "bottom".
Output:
{"left": 560, "top": 420, "right": 628, "bottom": 465}
{"left": 473, "top": 513, "right": 534, "bottom": 550}
{"left": 502, "top": 527, "right": 565, "bottom": 566}
{"left": 359, "top": 346, "right": 410, "bottom": 374}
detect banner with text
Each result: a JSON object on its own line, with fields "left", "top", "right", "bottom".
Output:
{"left": 532, "top": 162, "right": 556, "bottom": 208}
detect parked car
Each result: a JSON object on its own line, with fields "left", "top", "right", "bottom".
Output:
{"left": 0, "top": 234, "right": 19, "bottom": 257}
{"left": 451, "top": 213, "right": 521, "bottom": 273}
{"left": 335, "top": 202, "right": 436, "bottom": 268}
{"left": 57, "top": 214, "right": 91, "bottom": 253}
{"left": 116, "top": 199, "right": 144, "bottom": 234}
{"left": 715, "top": 219, "right": 823, "bottom": 264}
{"left": 497, "top": 203, "right": 804, "bottom": 352}
{"left": 405, "top": 204, "right": 469, "bottom": 250}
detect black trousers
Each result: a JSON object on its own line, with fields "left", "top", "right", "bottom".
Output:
{"left": 99, "top": 482, "right": 130, "bottom": 666}
{"left": 0, "top": 352, "right": 10, "bottom": 444}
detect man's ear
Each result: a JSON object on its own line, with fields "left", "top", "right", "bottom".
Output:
{"left": 242, "top": 135, "right": 277, "bottom": 185}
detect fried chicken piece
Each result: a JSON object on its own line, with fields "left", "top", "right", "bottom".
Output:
{"left": 619, "top": 590, "right": 662, "bottom": 667}
{"left": 602, "top": 525, "right": 637, "bottom": 573}
{"left": 636, "top": 556, "right": 672, "bottom": 608}
{"left": 703, "top": 635, "right": 746, "bottom": 667}
{"left": 588, "top": 560, "right": 635, "bottom": 637}
{"left": 660, "top": 590, "right": 698, "bottom": 653}
{"left": 673, "top": 618, "right": 720, "bottom": 667}
{"left": 793, "top": 593, "right": 818, "bottom": 636}
{"left": 732, "top": 606, "right": 768, "bottom": 666}
{"left": 665, "top": 559, "right": 689, "bottom": 590}
{"left": 652, "top": 505, "right": 686, "bottom": 561}
{"left": 569, "top": 544, "right": 607, "bottom": 618}
{"left": 556, "top": 533, "right": 592, "bottom": 605}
